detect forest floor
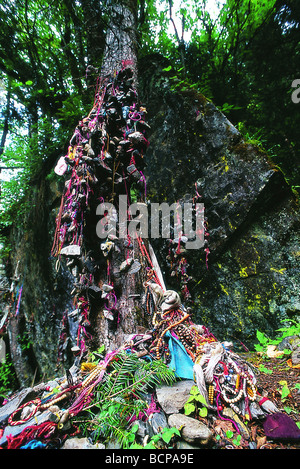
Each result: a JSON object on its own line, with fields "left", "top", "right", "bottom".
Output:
{"left": 253, "top": 355, "right": 300, "bottom": 450}
{"left": 204, "top": 353, "right": 300, "bottom": 450}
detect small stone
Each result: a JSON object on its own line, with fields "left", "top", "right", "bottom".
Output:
{"left": 176, "top": 440, "right": 203, "bottom": 450}
{"left": 128, "top": 260, "right": 141, "bottom": 274}
{"left": 248, "top": 401, "right": 266, "bottom": 419}
{"left": 68, "top": 309, "right": 79, "bottom": 318}
{"left": 106, "top": 436, "right": 122, "bottom": 449}
{"left": 249, "top": 441, "right": 257, "bottom": 449}
{"left": 168, "top": 413, "right": 212, "bottom": 445}
{"left": 291, "top": 348, "right": 300, "bottom": 366}
{"left": 156, "top": 380, "right": 195, "bottom": 414}
{"left": 130, "top": 420, "right": 147, "bottom": 441}
{"left": 61, "top": 437, "right": 104, "bottom": 449}
{"left": 0, "top": 338, "right": 6, "bottom": 364}
{"left": 128, "top": 131, "right": 145, "bottom": 144}
{"left": 146, "top": 411, "right": 169, "bottom": 437}
{"left": 101, "top": 283, "right": 114, "bottom": 292}
{"left": 71, "top": 345, "right": 81, "bottom": 354}
{"left": 277, "top": 336, "right": 300, "bottom": 351}
{"left": 104, "top": 310, "right": 114, "bottom": 321}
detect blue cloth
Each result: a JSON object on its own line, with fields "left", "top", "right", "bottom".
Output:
{"left": 165, "top": 331, "right": 194, "bottom": 379}
{"left": 20, "top": 440, "right": 46, "bottom": 449}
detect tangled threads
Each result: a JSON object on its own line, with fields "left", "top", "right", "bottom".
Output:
{"left": 6, "top": 421, "right": 57, "bottom": 450}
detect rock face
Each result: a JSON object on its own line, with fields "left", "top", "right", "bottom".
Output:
{"left": 1, "top": 178, "right": 75, "bottom": 386}
{"left": 139, "top": 57, "right": 299, "bottom": 348}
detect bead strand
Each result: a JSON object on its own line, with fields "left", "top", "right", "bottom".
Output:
{"left": 221, "top": 385, "right": 243, "bottom": 404}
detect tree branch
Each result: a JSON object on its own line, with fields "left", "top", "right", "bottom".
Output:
{"left": 168, "top": 0, "right": 186, "bottom": 72}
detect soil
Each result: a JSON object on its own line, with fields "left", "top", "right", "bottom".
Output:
{"left": 252, "top": 355, "right": 300, "bottom": 449}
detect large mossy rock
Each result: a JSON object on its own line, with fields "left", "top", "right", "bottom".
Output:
{"left": 140, "top": 56, "right": 299, "bottom": 347}
{"left": 3, "top": 177, "right": 74, "bottom": 386}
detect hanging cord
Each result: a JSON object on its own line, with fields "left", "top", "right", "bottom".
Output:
{"left": 136, "top": 235, "right": 164, "bottom": 290}
{"left": 51, "top": 194, "right": 65, "bottom": 257}
{"left": 8, "top": 399, "right": 42, "bottom": 426}
{"left": 15, "top": 284, "right": 23, "bottom": 317}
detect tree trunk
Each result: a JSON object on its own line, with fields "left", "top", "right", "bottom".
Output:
{"left": 52, "top": 0, "right": 154, "bottom": 358}
{"left": 101, "top": 0, "right": 138, "bottom": 81}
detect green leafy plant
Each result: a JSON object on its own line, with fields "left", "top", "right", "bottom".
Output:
{"left": 254, "top": 320, "right": 300, "bottom": 357}
{"left": 225, "top": 430, "right": 242, "bottom": 446}
{"left": 277, "top": 380, "right": 290, "bottom": 403}
{"left": 258, "top": 364, "right": 273, "bottom": 374}
{"left": 127, "top": 425, "right": 181, "bottom": 449}
{"left": 275, "top": 320, "right": 300, "bottom": 340}
{"left": 88, "top": 345, "right": 105, "bottom": 362}
{"left": 78, "top": 351, "right": 176, "bottom": 447}
{"left": 184, "top": 385, "right": 208, "bottom": 418}
{"left": 144, "top": 426, "right": 181, "bottom": 449}
{"left": 219, "top": 102, "right": 242, "bottom": 115}
{"left": 17, "top": 332, "right": 33, "bottom": 352}
{"left": 215, "top": 429, "right": 242, "bottom": 447}
{"left": 0, "top": 355, "right": 18, "bottom": 398}
{"left": 232, "top": 434, "right": 242, "bottom": 446}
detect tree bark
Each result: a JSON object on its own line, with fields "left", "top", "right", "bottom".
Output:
{"left": 101, "top": 0, "right": 138, "bottom": 82}
{"left": 95, "top": 0, "right": 148, "bottom": 352}
{"left": 52, "top": 0, "right": 153, "bottom": 359}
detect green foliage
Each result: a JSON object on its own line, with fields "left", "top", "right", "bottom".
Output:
{"left": 0, "top": 355, "right": 18, "bottom": 398}
{"left": 0, "top": 0, "right": 105, "bottom": 235}
{"left": 56, "top": 95, "right": 86, "bottom": 127}
{"left": 1, "top": 0, "right": 298, "bottom": 240}
{"left": 78, "top": 351, "right": 176, "bottom": 448}
{"left": 258, "top": 364, "right": 273, "bottom": 375}
{"left": 277, "top": 380, "right": 290, "bottom": 402}
{"left": 17, "top": 332, "right": 33, "bottom": 352}
{"left": 219, "top": 103, "right": 243, "bottom": 115}
{"left": 126, "top": 424, "right": 181, "bottom": 449}
{"left": 216, "top": 428, "right": 242, "bottom": 446}
{"left": 275, "top": 319, "right": 300, "bottom": 339}
{"left": 88, "top": 345, "right": 106, "bottom": 362}
{"left": 138, "top": 0, "right": 299, "bottom": 189}
{"left": 184, "top": 385, "right": 208, "bottom": 418}
{"left": 0, "top": 116, "right": 64, "bottom": 228}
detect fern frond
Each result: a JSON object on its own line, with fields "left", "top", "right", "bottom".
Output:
{"left": 76, "top": 351, "right": 176, "bottom": 446}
